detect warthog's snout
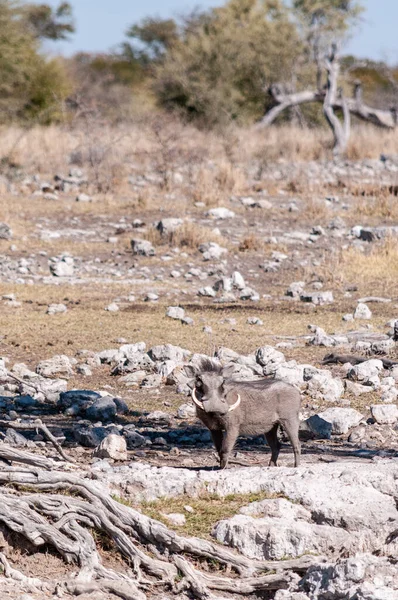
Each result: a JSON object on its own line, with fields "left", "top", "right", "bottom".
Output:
{"left": 191, "top": 387, "right": 241, "bottom": 414}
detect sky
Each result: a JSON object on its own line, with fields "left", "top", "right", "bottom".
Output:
{"left": 45, "top": 0, "right": 398, "bottom": 63}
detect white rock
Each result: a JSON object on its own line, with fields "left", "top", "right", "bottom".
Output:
{"left": 317, "top": 407, "right": 364, "bottom": 434}
{"left": 212, "top": 513, "right": 356, "bottom": 560}
{"left": 105, "top": 303, "right": 119, "bottom": 312}
{"left": 166, "top": 306, "right": 185, "bottom": 320}
{"left": 371, "top": 404, "right": 398, "bottom": 424}
{"left": 36, "top": 355, "right": 74, "bottom": 379}
{"left": 306, "top": 373, "right": 344, "bottom": 403}
{"left": 347, "top": 359, "right": 383, "bottom": 384}
{"left": 94, "top": 434, "right": 127, "bottom": 461}
{"left": 272, "top": 362, "right": 306, "bottom": 386}
{"left": 76, "top": 193, "right": 92, "bottom": 202}
{"left": 157, "top": 218, "right": 183, "bottom": 235}
{"left": 163, "top": 512, "right": 186, "bottom": 526}
{"left": 198, "top": 242, "right": 228, "bottom": 261}
{"left": 300, "top": 554, "right": 398, "bottom": 600}
{"left": 354, "top": 302, "right": 372, "bottom": 319}
{"left": 49, "top": 255, "right": 74, "bottom": 277}
{"left": 46, "top": 303, "right": 67, "bottom": 315}
{"left": 198, "top": 286, "right": 216, "bottom": 297}
{"left": 255, "top": 346, "right": 285, "bottom": 375}
{"left": 231, "top": 271, "right": 245, "bottom": 289}
{"left": 206, "top": 207, "right": 235, "bottom": 219}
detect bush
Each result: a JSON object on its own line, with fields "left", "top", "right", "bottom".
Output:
{"left": 0, "top": 1, "right": 73, "bottom": 124}
{"left": 153, "top": 0, "right": 301, "bottom": 126}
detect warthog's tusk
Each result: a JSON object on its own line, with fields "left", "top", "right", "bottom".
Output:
{"left": 228, "top": 394, "right": 241, "bottom": 412}
{"left": 191, "top": 387, "right": 204, "bottom": 409}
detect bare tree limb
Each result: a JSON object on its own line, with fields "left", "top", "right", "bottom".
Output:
{"left": 0, "top": 419, "right": 74, "bottom": 463}
{"left": 257, "top": 76, "right": 397, "bottom": 131}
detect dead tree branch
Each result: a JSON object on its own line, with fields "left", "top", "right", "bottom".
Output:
{"left": 0, "top": 466, "right": 326, "bottom": 600}
{"left": 0, "top": 419, "right": 74, "bottom": 463}
{"left": 257, "top": 47, "right": 397, "bottom": 141}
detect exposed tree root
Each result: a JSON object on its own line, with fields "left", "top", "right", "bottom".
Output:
{"left": 0, "top": 466, "right": 325, "bottom": 599}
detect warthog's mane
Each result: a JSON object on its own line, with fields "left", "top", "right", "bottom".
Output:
{"left": 196, "top": 358, "right": 223, "bottom": 375}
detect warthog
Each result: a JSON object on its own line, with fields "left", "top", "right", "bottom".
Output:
{"left": 183, "top": 359, "right": 301, "bottom": 469}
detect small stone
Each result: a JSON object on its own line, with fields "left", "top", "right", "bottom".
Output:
{"left": 198, "top": 286, "right": 216, "bottom": 298}
{"left": 166, "top": 306, "right": 185, "bottom": 320}
{"left": 145, "top": 293, "right": 159, "bottom": 302}
{"left": 354, "top": 303, "right": 372, "bottom": 320}
{"left": 76, "top": 364, "right": 92, "bottom": 376}
{"left": 181, "top": 316, "right": 194, "bottom": 326}
{"left": 157, "top": 218, "right": 183, "bottom": 235}
{"left": 0, "top": 223, "right": 12, "bottom": 240}
{"left": 105, "top": 303, "right": 119, "bottom": 312}
{"left": 163, "top": 512, "right": 186, "bottom": 526}
{"left": 206, "top": 207, "right": 235, "bottom": 219}
{"left": 76, "top": 193, "right": 92, "bottom": 202}
{"left": 177, "top": 403, "right": 196, "bottom": 419}
{"left": 94, "top": 434, "right": 127, "bottom": 460}
{"left": 247, "top": 317, "right": 263, "bottom": 325}
{"left": 46, "top": 303, "right": 67, "bottom": 315}
{"left": 131, "top": 239, "right": 155, "bottom": 256}
{"left": 370, "top": 404, "right": 398, "bottom": 424}
{"left": 49, "top": 255, "right": 74, "bottom": 277}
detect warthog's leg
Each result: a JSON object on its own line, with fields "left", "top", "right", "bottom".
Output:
{"left": 210, "top": 430, "right": 223, "bottom": 460}
{"left": 220, "top": 426, "right": 239, "bottom": 469}
{"left": 265, "top": 424, "right": 281, "bottom": 467}
{"left": 280, "top": 419, "right": 301, "bottom": 467}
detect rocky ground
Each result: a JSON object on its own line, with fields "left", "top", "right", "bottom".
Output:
{"left": 0, "top": 144, "right": 398, "bottom": 598}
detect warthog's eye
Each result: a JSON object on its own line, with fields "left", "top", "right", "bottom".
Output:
{"left": 196, "top": 379, "right": 203, "bottom": 389}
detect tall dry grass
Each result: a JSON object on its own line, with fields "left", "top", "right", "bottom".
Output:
{"left": 314, "top": 235, "right": 398, "bottom": 292}
{"left": 1, "top": 120, "right": 398, "bottom": 197}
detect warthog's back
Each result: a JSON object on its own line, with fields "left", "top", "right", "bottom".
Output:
{"left": 225, "top": 378, "right": 301, "bottom": 434}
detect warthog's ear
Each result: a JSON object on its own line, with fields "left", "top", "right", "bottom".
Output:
{"left": 221, "top": 362, "right": 235, "bottom": 380}
{"left": 182, "top": 364, "right": 197, "bottom": 381}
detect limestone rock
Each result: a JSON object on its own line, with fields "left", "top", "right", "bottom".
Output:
{"left": 49, "top": 255, "right": 74, "bottom": 277}
{"left": 317, "top": 407, "right": 364, "bottom": 434}
{"left": 36, "top": 355, "right": 74, "bottom": 379}
{"left": 131, "top": 239, "right": 155, "bottom": 256}
{"left": 94, "top": 434, "right": 127, "bottom": 460}
{"left": 206, "top": 207, "right": 235, "bottom": 219}
{"left": 371, "top": 403, "right": 398, "bottom": 424}
{"left": 166, "top": 306, "right": 185, "bottom": 320}
{"left": 156, "top": 218, "right": 183, "bottom": 235}
{"left": 354, "top": 302, "right": 372, "bottom": 319}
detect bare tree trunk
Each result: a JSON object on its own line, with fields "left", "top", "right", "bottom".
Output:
{"left": 323, "top": 45, "right": 349, "bottom": 156}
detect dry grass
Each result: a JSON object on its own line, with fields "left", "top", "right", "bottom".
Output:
{"left": 238, "top": 234, "right": 267, "bottom": 252}
{"left": 1, "top": 123, "right": 398, "bottom": 197}
{"left": 301, "top": 197, "right": 329, "bottom": 222}
{"left": 353, "top": 196, "right": 398, "bottom": 221}
{"left": 146, "top": 221, "right": 227, "bottom": 251}
{"left": 120, "top": 491, "right": 276, "bottom": 539}
{"left": 336, "top": 236, "right": 398, "bottom": 287}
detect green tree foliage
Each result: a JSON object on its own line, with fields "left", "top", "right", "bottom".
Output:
{"left": 23, "top": 1, "right": 74, "bottom": 40}
{"left": 126, "top": 17, "right": 179, "bottom": 62}
{"left": 0, "top": 0, "right": 73, "bottom": 123}
{"left": 152, "top": 0, "right": 302, "bottom": 126}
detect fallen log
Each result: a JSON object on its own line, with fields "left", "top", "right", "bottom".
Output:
{"left": 322, "top": 353, "right": 398, "bottom": 369}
